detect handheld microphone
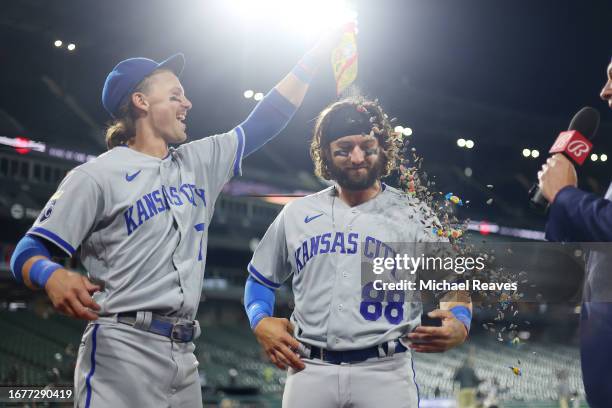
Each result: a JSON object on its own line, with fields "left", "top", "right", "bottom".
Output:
{"left": 529, "top": 106, "right": 600, "bottom": 208}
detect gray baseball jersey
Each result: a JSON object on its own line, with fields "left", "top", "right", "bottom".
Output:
{"left": 28, "top": 127, "right": 245, "bottom": 319}
{"left": 248, "top": 184, "right": 442, "bottom": 350}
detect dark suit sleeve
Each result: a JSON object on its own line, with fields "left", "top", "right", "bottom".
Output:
{"left": 545, "top": 186, "right": 612, "bottom": 242}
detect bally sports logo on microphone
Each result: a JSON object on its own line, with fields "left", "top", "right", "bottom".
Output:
{"left": 549, "top": 130, "right": 593, "bottom": 165}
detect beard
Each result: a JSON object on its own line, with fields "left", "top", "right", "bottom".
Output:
{"left": 328, "top": 158, "right": 384, "bottom": 191}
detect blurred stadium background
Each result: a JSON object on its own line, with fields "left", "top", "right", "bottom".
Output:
{"left": 1, "top": 0, "right": 611, "bottom": 407}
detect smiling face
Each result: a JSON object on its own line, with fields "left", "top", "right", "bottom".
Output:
{"left": 327, "top": 134, "right": 385, "bottom": 191}
{"left": 133, "top": 69, "right": 192, "bottom": 144}
{"left": 601, "top": 62, "right": 612, "bottom": 110}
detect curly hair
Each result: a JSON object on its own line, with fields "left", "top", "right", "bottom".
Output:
{"left": 310, "top": 97, "right": 400, "bottom": 179}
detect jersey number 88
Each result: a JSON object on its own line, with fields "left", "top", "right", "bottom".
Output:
{"left": 359, "top": 283, "right": 404, "bottom": 324}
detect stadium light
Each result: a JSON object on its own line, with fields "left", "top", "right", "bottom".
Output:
{"left": 394, "top": 126, "right": 404, "bottom": 134}
{"left": 254, "top": 92, "right": 264, "bottom": 101}
{"left": 531, "top": 149, "right": 540, "bottom": 158}
{"left": 402, "top": 127, "right": 412, "bottom": 136}
{"left": 601, "top": 154, "right": 608, "bottom": 162}
{"left": 67, "top": 43, "right": 76, "bottom": 51}
{"left": 457, "top": 138, "right": 466, "bottom": 148}
{"left": 591, "top": 153, "right": 598, "bottom": 162}
{"left": 465, "top": 139, "right": 474, "bottom": 149}
{"left": 229, "top": 0, "right": 356, "bottom": 36}
{"left": 54, "top": 40, "right": 63, "bottom": 47}
{"left": 243, "top": 90, "right": 254, "bottom": 99}
{"left": 522, "top": 148, "right": 531, "bottom": 158}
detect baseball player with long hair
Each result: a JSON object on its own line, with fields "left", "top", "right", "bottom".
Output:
{"left": 9, "top": 34, "right": 341, "bottom": 407}
{"left": 244, "top": 97, "right": 472, "bottom": 407}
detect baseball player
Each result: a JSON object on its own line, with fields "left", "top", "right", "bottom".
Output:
{"left": 9, "top": 34, "right": 341, "bottom": 407}
{"left": 244, "top": 98, "right": 472, "bottom": 407}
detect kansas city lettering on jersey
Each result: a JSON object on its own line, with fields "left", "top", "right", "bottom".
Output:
{"left": 123, "top": 183, "right": 206, "bottom": 235}
{"left": 294, "top": 233, "right": 396, "bottom": 273}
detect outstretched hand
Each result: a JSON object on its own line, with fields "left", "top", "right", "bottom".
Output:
{"left": 254, "top": 317, "right": 305, "bottom": 371}
{"left": 405, "top": 309, "right": 468, "bottom": 353}
{"left": 45, "top": 268, "right": 101, "bottom": 321}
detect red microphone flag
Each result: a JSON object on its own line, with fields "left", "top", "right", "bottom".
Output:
{"left": 548, "top": 130, "right": 593, "bottom": 165}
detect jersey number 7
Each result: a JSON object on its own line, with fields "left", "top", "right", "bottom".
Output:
{"left": 194, "top": 222, "right": 205, "bottom": 261}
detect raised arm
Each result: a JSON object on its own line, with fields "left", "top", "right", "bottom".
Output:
{"left": 240, "top": 30, "right": 344, "bottom": 157}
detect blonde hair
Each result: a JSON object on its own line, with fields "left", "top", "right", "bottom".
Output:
{"left": 310, "top": 97, "right": 400, "bottom": 179}
{"left": 104, "top": 69, "right": 167, "bottom": 149}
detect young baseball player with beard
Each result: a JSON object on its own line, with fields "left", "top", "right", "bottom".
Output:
{"left": 245, "top": 98, "right": 472, "bottom": 407}
{"left": 9, "top": 34, "right": 341, "bottom": 407}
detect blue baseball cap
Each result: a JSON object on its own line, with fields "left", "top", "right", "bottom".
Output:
{"left": 102, "top": 53, "right": 185, "bottom": 118}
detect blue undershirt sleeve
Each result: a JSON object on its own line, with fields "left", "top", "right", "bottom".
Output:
{"left": 240, "top": 89, "right": 298, "bottom": 157}
{"left": 10, "top": 235, "right": 52, "bottom": 284}
{"left": 244, "top": 275, "right": 276, "bottom": 330}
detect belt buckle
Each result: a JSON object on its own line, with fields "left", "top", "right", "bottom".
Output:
{"left": 171, "top": 322, "right": 194, "bottom": 342}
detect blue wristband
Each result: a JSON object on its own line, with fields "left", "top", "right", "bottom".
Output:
{"left": 291, "top": 51, "right": 320, "bottom": 83}
{"left": 450, "top": 306, "right": 472, "bottom": 333}
{"left": 29, "top": 258, "right": 61, "bottom": 288}
{"left": 247, "top": 305, "right": 271, "bottom": 330}
{"left": 10, "top": 235, "right": 51, "bottom": 285}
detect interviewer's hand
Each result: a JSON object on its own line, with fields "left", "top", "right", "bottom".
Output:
{"left": 405, "top": 309, "right": 468, "bottom": 353}
{"left": 538, "top": 153, "right": 578, "bottom": 203}
{"left": 45, "top": 269, "right": 101, "bottom": 320}
{"left": 254, "top": 317, "right": 305, "bottom": 371}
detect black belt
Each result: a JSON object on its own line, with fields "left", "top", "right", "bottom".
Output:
{"left": 308, "top": 340, "right": 408, "bottom": 364}
{"left": 117, "top": 312, "right": 197, "bottom": 343}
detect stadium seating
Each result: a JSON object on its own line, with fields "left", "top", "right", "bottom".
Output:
{"left": 412, "top": 337, "right": 585, "bottom": 401}
{"left": 0, "top": 310, "right": 587, "bottom": 405}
